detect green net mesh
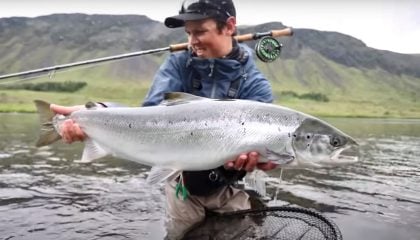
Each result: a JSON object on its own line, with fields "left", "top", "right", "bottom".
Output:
{"left": 183, "top": 206, "right": 342, "bottom": 240}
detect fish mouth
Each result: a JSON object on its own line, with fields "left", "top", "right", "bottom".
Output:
{"left": 331, "top": 144, "right": 360, "bottom": 164}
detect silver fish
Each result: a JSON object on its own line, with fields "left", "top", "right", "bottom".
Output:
{"left": 34, "top": 92, "right": 359, "bottom": 183}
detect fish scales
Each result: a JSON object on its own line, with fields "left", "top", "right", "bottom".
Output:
{"left": 69, "top": 100, "right": 295, "bottom": 170}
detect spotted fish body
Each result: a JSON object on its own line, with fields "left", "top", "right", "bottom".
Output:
{"left": 35, "top": 93, "right": 359, "bottom": 182}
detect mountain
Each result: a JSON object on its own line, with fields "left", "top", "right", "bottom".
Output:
{"left": 0, "top": 14, "right": 173, "bottom": 80}
{"left": 0, "top": 14, "right": 419, "bottom": 117}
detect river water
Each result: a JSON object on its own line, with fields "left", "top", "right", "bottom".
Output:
{"left": 0, "top": 114, "right": 419, "bottom": 240}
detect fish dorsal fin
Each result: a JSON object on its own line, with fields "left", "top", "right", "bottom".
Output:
{"left": 164, "top": 92, "right": 205, "bottom": 101}
{"left": 85, "top": 101, "right": 98, "bottom": 109}
{"left": 161, "top": 92, "right": 207, "bottom": 106}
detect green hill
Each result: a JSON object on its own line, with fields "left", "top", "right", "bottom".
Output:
{"left": 0, "top": 14, "right": 419, "bottom": 118}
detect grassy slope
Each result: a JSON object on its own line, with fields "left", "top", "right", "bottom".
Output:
{"left": 1, "top": 51, "right": 419, "bottom": 118}
{"left": 260, "top": 49, "right": 420, "bottom": 118}
{"left": 0, "top": 65, "right": 151, "bottom": 112}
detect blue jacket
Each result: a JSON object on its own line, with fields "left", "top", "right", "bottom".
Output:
{"left": 143, "top": 43, "right": 273, "bottom": 106}
{"left": 141, "top": 43, "right": 273, "bottom": 196}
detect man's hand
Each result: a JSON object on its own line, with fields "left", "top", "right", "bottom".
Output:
{"left": 50, "top": 104, "right": 86, "bottom": 143}
{"left": 224, "top": 152, "right": 277, "bottom": 172}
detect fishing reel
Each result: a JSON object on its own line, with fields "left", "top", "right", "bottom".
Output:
{"left": 255, "top": 36, "right": 282, "bottom": 62}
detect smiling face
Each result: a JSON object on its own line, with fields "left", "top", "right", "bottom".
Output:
{"left": 184, "top": 17, "right": 236, "bottom": 58}
{"left": 292, "top": 118, "right": 360, "bottom": 167}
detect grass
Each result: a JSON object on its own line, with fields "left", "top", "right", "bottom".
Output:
{"left": 277, "top": 98, "right": 420, "bottom": 118}
{"left": 1, "top": 54, "right": 419, "bottom": 118}
{"left": 1, "top": 85, "right": 419, "bottom": 118}
{"left": 0, "top": 71, "right": 152, "bottom": 113}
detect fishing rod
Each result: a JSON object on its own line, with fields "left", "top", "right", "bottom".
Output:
{"left": 0, "top": 27, "right": 293, "bottom": 81}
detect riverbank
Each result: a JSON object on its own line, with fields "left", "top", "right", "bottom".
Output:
{"left": 1, "top": 85, "right": 419, "bottom": 118}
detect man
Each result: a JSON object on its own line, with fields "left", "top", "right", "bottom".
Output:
{"left": 51, "top": 0, "right": 276, "bottom": 238}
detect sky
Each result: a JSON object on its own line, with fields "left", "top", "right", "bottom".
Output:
{"left": 0, "top": 0, "right": 419, "bottom": 54}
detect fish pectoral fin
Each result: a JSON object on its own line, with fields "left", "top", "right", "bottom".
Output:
{"left": 81, "top": 138, "right": 109, "bottom": 162}
{"left": 265, "top": 148, "right": 295, "bottom": 165}
{"left": 244, "top": 170, "right": 269, "bottom": 198}
{"left": 146, "top": 167, "right": 181, "bottom": 185}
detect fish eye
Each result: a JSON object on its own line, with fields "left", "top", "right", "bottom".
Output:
{"left": 330, "top": 136, "right": 342, "bottom": 147}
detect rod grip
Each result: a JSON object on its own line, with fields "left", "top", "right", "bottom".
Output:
{"left": 271, "top": 27, "right": 293, "bottom": 38}
{"left": 169, "top": 27, "right": 293, "bottom": 52}
{"left": 235, "top": 27, "right": 293, "bottom": 42}
{"left": 234, "top": 33, "right": 255, "bottom": 43}
{"left": 169, "top": 43, "right": 189, "bottom": 52}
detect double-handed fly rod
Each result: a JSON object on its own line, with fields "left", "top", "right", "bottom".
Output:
{"left": 0, "top": 27, "right": 293, "bottom": 81}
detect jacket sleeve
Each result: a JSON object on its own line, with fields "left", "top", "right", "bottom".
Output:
{"left": 236, "top": 44, "right": 273, "bottom": 103}
{"left": 142, "top": 54, "right": 185, "bottom": 107}
{"left": 239, "top": 63, "right": 273, "bottom": 103}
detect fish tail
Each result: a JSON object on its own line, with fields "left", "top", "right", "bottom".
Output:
{"left": 34, "top": 100, "right": 62, "bottom": 147}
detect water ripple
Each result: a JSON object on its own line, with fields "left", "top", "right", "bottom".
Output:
{"left": 1, "top": 115, "right": 420, "bottom": 239}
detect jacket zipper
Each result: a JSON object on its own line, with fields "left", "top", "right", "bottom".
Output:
{"left": 209, "top": 61, "right": 217, "bottom": 98}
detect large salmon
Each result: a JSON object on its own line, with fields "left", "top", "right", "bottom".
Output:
{"left": 34, "top": 92, "right": 359, "bottom": 183}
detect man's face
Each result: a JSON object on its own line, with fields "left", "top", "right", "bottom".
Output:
{"left": 184, "top": 18, "right": 233, "bottom": 58}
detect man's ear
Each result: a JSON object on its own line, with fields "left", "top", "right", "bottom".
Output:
{"left": 225, "top": 16, "right": 237, "bottom": 36}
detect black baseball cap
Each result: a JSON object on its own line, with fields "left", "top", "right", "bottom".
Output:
{"left": 164, "top": 0, "right": 236, "bottom": 28}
